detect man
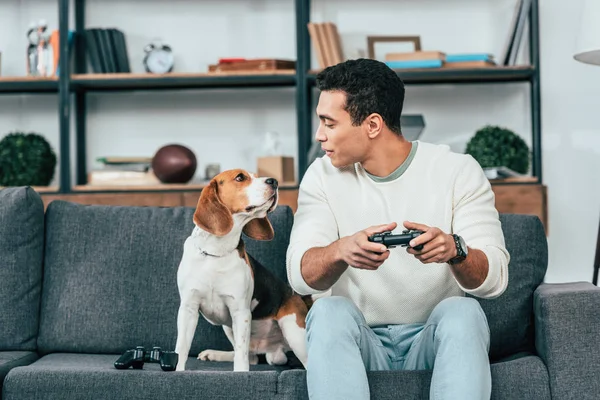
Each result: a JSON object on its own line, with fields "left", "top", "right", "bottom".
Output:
{"left": 285, "top": 58, "right": 510, "bottom": 400}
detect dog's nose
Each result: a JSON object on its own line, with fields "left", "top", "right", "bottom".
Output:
{"left": 265, "top": 178, "right": 278, "bottom": 188}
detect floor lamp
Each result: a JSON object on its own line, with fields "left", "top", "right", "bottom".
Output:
{"left": 573, "top": 0, "right": 600, "bottom": 285}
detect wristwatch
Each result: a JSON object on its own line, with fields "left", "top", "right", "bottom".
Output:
{"left": 448, "top": 234, "right": 468, "bottom": 265}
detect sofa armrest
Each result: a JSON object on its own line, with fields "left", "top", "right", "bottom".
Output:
{"left": 534, "top": 282, "right": 600, "bottom": 399}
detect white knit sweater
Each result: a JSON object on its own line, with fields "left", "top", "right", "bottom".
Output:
{"left": 286, "top": 141, "right": 510, "bottom": 326}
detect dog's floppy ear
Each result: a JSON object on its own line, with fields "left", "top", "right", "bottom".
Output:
{"left": 243, "top": 217, "right": 274, "bottom": 241}
{"left": 193, "top": 180, "right": 233, "bottom": 236}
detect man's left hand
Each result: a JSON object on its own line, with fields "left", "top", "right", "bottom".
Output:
{"left": 403, "top": 221, "right": 457, "bottom": 264}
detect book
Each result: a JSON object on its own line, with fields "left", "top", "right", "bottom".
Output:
{"left": 307, "top": 22, "right": 344, "bottom": 69}
{"left": 324, "top": 22, "right": 344, "bottom": 66}
{"left": 96, "top": 156, "right": 151, "bottom": 173}
{"left": 96, "top": 156, "right": 152, "bottom": 165}
{"left": 307, "top": 23, "right": 326, "bottom": 69}
{"left": 445, "top": 53, "right": 494, "bottom": 63}
{"left": 385, "top": 59, "right": 443, "bottom": 69}
{"left": 84, "top": 27, "right": 130, "bottom": 73}
{"left": 87, "top": 170, "right": 160, "bottom": 186}
{"left": 385, "top": 51, "right": 445, "bottom": 62}
{"left": 500, "top": 0, "right": 533, "bottom": 66}
{"left": 507, "top": 0, "right": 532, "bottom": 65}
{"left": 483, "top": 166, "right": 525, "bottom": 180}
{"left": 444, "top": 60, "right": 496, "bottom": 68}
{"left": 208, "top": 59, "right": 295, "bottom": 73}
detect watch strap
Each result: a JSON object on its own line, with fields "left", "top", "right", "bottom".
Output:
{"left": 448, "top": 234, "right": 466, "bottom": 265}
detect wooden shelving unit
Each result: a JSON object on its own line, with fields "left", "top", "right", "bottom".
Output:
{"left": 0, "top": 0, "right": 545, "bottom": 225}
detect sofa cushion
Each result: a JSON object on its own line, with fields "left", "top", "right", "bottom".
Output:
{"left": 467, "top": 214, "right": 548, "bottom": 362}
{"left": 2, "top": 353, "right": 281, "bottom": 400}
{"left": 37, "top": 201, "right": 294, "bottom": 357}
{"left": 278, "top": 355, "right": 551, "bottom": 400}
{"left": 0, "top": 187, "right": 44, "bottom": 351}
{"left": 0, "top": 351, "right": 39, "bottom": 395}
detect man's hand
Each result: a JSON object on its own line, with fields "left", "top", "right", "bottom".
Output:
{"left": 299, "top": 222, "right": 397, "bottom": 292}
{"left": 336, "top": 222, "right": 397, "bottom": 270}
{"left": 403, "top": 221, "right": 457, "bottom": 264}
{"left": 403, "top": 221, "right": 489, "bottom": 289}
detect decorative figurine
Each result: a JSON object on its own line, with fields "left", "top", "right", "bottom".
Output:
{"left": 26, "top": 20, "right": 54, "bottom": 77}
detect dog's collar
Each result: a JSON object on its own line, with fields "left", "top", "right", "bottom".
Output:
{"left": 191, "top": 226, "right": 232, "bottom": 258}
{"left": 197, "top": 247, "right": 223, "bottom": 258}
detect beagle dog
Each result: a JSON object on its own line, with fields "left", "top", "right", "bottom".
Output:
{"left": 174, "top": 169, "right": 311, "bottom": 372}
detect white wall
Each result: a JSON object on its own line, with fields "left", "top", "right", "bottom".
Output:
{"left": 0, "top": 0, "right": 598, "bottom": 284}
{"left": 538, "top": 0, "right": 600, "bottom": 283}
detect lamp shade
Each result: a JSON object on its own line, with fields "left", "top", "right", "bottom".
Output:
{"left": 574, "top": 0, "right": 600, "bottom": 65}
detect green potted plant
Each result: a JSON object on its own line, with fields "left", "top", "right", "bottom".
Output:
{"left": 0, "top": 131, "right": 57, "bottom": 186}
{"left": 465, "top": 125, "right": 530, "bottom": 176}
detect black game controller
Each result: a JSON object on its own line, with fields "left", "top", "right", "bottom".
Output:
{"left": 114, "top": 346, "right": 178, "bottom": 371}
{"left": 368, "top": 229, "right": 425, "bottom": 251}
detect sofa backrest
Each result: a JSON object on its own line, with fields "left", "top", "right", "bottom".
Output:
{"left": 36, "top": 200, "right": 293, "bottom": 356}
{"left": 469, "top": 213, "right": 548, "bottom": 361}
{"left": 0, "top": 187, "right": 44, "bottom": 351}
{"left": 36, "top": 199, "right": 546, "bottom": 362}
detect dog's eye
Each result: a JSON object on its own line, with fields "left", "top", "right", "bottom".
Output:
{"left": 235, "top": 173, "right": 245, "bottom": 182}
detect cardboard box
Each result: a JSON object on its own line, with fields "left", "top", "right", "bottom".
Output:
{"left": 257, "top": 156, "right": 295, "bottom": 183}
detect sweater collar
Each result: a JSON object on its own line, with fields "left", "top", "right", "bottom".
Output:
{"left": 363, "top": 141, "right": 419, "bottom": 183}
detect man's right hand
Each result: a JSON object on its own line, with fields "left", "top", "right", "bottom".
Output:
{"left": 335, "top": 222, "right": 397, "bottom": 270}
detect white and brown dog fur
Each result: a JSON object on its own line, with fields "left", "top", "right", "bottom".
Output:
{"left": 174, "top": 169, "right": 312, "bottom": 372}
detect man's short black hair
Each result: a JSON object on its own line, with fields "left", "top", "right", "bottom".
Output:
{"left": 315, "top": 58, "right": 405, "bottom": 135}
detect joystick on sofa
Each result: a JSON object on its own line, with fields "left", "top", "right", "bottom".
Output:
{"left": 114, "top": 346, "right": 178, "bottom": 371}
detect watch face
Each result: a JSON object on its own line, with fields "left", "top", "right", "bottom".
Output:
{"left": 145, "top": 49, "right": 174, "bottom": 74}
{"left": 459, "top": 236, "right": 468, "bottom": 256}
{"left": 459, "top": 236, "right": 467, "bottom": 253}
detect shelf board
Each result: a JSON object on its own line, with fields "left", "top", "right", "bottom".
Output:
{"left": 0, "top": 76, "right": 59, "bottom": 94}
{"left": 0, "top": 185, "right": 60, "bottom": 193}
{"left": 73, "top": 183, "right": 209, "bottom": 192}
{"left": 72, "top": 181, "right": 299, "bottom": 193}
{"left": 71, "top": 71, "right": 297, "bottom": 92}
{"left": 0, "top": 66, "right": 534, "bottom": 94}
{"left": 489, "top": 176, "right": 540, "bottom": 185}
{"left": 308, "top": 65, "right": 535, "bottom": 85}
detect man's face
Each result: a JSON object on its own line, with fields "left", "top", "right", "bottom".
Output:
{"left": 315, "top": 90, "right": 369, "bottom": 168}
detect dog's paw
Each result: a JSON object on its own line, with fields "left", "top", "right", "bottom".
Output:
{"left": 266, "top": 348, "right": 288, "bottom": 365}
{"left": 197, "top": 350, "right": 259, "bottom": 365}
{"left": 197, "top": 350, "right": 234, "bottom": 363}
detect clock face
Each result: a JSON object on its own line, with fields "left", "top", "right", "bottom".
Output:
{"left": 145, "top": 48, "right": 174, "bottom": 74}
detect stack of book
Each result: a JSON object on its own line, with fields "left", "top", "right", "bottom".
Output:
{"left": 384, "top": 51, "right": 495, "bottom": 70}
{"left": 88, "top": 157, "right": 159, "bottom": 186}
{"left": 307, "top": 22, "right": 344, "bottom": 69}
{"left": 207, "top": 58, "right": 295, "bottom": 74}
{"left": 82, "top": 28, "right": 130, "bottom": 74}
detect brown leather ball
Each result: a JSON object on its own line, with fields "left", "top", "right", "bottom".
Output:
{"left": 151, "top": 144, "right": 197, "bottom": 184}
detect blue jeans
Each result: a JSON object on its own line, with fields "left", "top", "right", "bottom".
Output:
{"left": 305, "top": 296, "right": 491, "bottom": 400}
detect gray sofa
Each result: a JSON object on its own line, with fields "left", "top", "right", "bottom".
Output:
{"left": 1, "top": 186, "right": 599, "bottom": 399}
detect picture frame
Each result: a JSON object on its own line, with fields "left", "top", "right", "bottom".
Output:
{"left": 367, "top": 36, "right": 422, "bottom": 60}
